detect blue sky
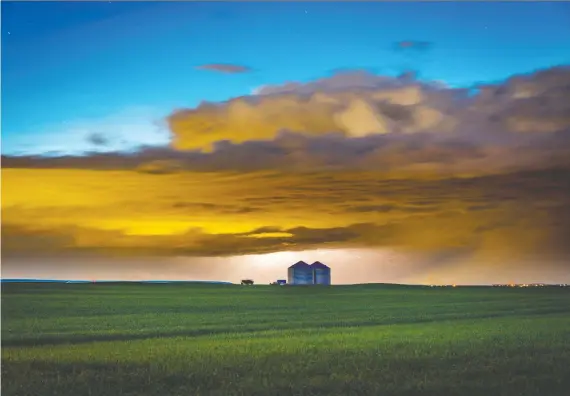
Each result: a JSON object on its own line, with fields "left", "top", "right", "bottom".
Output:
{"left": 2, "top": 1, "right": 570, "bottom": 155}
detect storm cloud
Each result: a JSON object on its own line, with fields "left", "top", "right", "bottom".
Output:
{"left": 2, "top": 65, "right": 570, "bottom": 284}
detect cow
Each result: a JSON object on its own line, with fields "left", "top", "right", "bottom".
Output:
{"left": 241, "top": 279, "right": 254, "bottom": 285}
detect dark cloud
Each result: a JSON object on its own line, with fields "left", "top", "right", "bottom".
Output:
{"left": 171, "top": 202, "right": 259, "bottom": 214}
{"left": 4, "top": 128, "right": 570, "bottom": 177}
{"left": 196, "top": 63, "right": 252, "bottom": 74}
{"left": 0, "top": 222, "right": 373, "bottom": 258}
{"left": 347, "top": 204, "right": 397, "bottom": 213}
{"left": 87, "top": 133, "right": 109, "bottom": 146}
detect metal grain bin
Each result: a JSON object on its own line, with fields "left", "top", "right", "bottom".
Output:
{"left": 311, "top": 261, "right": 331, "bottom": 285}
{"left": 287, "top": 261, "right": 313, "bottom": 285}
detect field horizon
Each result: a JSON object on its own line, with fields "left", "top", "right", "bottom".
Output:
{"left": 2, "top": 279, "right": 567, "bottom": 287}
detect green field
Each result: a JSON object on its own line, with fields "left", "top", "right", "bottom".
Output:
{"left": 2, "top": 283, "right": 570, "bottom": 396}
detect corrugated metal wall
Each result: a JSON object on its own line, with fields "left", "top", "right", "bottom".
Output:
{"left": 291, "top": 267, "right": 313, "bottom": 285}
{"left": 313, "top": 267, "right": 331, "bottom": 285}
{"left": 287, "top": 267, "right": 294, "bottom": 284}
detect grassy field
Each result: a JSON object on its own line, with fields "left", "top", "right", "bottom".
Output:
{"left": 2, "top": 283, "right": 570, "bottom": 396}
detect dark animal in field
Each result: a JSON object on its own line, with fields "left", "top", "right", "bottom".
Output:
{"left": 241, "top": 279, "right": 254, "bottom": 285}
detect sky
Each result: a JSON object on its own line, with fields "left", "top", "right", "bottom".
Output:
{"left": 2, "top": 1, "right": 570, "bottom": 284}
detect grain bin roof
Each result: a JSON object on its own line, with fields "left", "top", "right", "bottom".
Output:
{"left": 289, "top": 260, "right": 310, "bottom": 268}
{"left": 311, "top": 261, "right": 329, "bottom": 269}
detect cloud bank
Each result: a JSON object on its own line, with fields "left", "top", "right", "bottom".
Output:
{"left": 3, "top": 65, "right": 570, "bottom": 283}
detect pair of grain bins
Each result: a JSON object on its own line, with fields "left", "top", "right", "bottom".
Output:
{"left": 287, "top": 261, "right": 331, "bottom": 285}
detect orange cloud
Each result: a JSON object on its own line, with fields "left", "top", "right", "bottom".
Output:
{"left": 2, "top": 167, "right": 569, "bottom": 263}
